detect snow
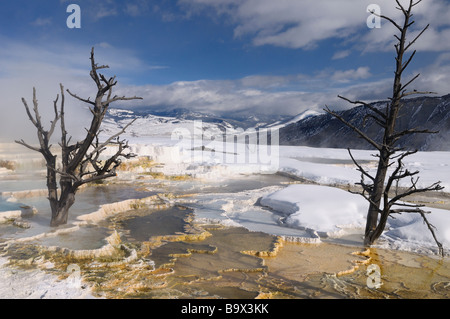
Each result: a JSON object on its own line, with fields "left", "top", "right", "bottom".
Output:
{"left": 95, "top": 121, "right": 450, "bottom": 255}
{"left": 277, "top": 145, "right": 450, "bottom": 190}
{"left": 133, "top": 138, "right": 449, "bottom": 254}
{"left": 8, "top": 133, "right": 448, "bottom": 255}
{"left": 0, "top": 257, "right": 96, "bottom": 299}
{"left": 259, "top": 183, "right": 450, "bottom": 254}
{"left": 278, "top": 156, "right": 361, "bottom": 185}
{"left": 188, "top": 185, "right": 322, "bottom": 243}
{"left": 381, "top": 206, "right": 450, "bottom": 254}
{"left": 260, "top": 184, "right": 367, "bottom": 237}
{"left": 265, "top": 109, "right": 323, "bottom": 130}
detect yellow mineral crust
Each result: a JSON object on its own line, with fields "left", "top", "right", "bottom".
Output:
{"left": 76, "top": 194, "right": 173, "bottom": 224}
{"left": 242, "top": 236, "right": 284, "bottom": 258}
{"left": 262, "top": 241, "right": 371, "bottom": 280}
{"left": 336, "top": 248, "right": 372, "bottom": 276}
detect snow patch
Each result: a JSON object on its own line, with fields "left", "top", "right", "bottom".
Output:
{"left": 0, "top": 257, "right": 96, "bottom": 299}
{"left": 260, "top": 184, "right": 367, "bottom": 237}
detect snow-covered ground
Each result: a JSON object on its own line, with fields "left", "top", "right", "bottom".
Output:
{"left": 112, "top": 134, "right": 450, "bottom": 255}
{"left": 1, "top": 124, "right": 449, "bottom": 298}
{"left": 259, "top": 184, "right": 450, "bottom": 254}
{"left": 0, "top": 257, "right": 96, "bottom": 299}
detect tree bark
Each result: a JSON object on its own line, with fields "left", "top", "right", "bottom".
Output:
{"left": 49, "top": 177, "right": 76, "bottom": 227}
{"left": 50, "top": 191, "right": 75, "bottom": 227}
{"left": 364, "top": 149, "right": 390, "bottom": 245}
{"left": 45, "top": 154, "right": 59, "bottom": 222}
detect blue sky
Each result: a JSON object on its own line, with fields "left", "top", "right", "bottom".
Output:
{"left": 1, "top": 0, "right": 450, "bottom": 138}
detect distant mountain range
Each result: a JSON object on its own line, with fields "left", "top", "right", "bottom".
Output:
{"left": 105, "top": 94, "right": 450, "bottom": 151}
{"left": 280, "top": 94, "right": 450, "bottom": 151}
{"left": 102, "top": 106, "right": 295, "bottom": 140}
{"left": 124, "top": 107, "right": 293, "bottom": 129}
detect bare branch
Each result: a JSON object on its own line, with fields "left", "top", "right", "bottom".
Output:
{"left": 48, "top": 94, "right": 61, "bottom": 139}
{"left": 390, "top": 208, "right": 428, "bottom": 214}
{"left": 47, "top": 165, "right": 80, "bottom": 183}
{"left": 391, "top": 207, "right": 445, "bottom": 257}
{"left": 74, "top": 171, "right": 117, "bottom": 188}
{"left": 324, "top": 106, "right": 382, "bottom": 150}
{"left": 348, "top": 148, "right": 375, "bottom": 181}
{"left": 400, "top": 73, "right": 420, "bottom": 92}
{"left": 391, "top": 127, "right": 439, "bottom": 142}
{"left": 88, "top": 119, "right": 136, "bottom": 156}
{"left": 401, "top": 90, "right": 437, "bottom": 98}
{"left": 405, "top": 24, "right": 429, "bottom": 52}
{"left": 420, "top": 210, "right": 444, "bottom": 257}
{"left": 103, "top": 95, "right": 143, "bottom": 106}
{"left": 66, "top": 89, "right": 96, "bottom": 106}
{"left": 337, "top": 95, "right": 387, "bottom": 120}
{"left": 363, "top": 113, "right": 386, "bottom": 128}
{"left": 389, "top": 181, "right": 443, "bottom": 205}
{"left": 378, "top": 13, "right": 403, "bottom": 32}
{"left": 401, "top": 50, "right": 416, "bottom": 73}
{"left": 14, "top": 139, "right": 41, "bottom": 153}
{"left": 18, "top": 88, "right": 56, "bottom": 159}
{"left": 395, "top": 0, "right": 408, "bottom": 16}
{"left": 350, "top": 187, "right": 382, "bottom": 213}
{"left": 391, "top": 201, "right": 425, "bottom": 208}
{"left": 21, "top": 97, "right": 38, "bottom": 128}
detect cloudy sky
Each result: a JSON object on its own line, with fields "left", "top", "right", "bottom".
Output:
{"left": 1, "top": 0, "right": 450, "bottom": 139}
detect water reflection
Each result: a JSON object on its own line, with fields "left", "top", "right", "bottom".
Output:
{"left": 119, "top": 206, "right": 192, "bottom": 241}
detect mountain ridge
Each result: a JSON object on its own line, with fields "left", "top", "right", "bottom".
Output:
{"left": 280, "top": 94, "right": 450, "bottom": 151}
{"left": 105, "top": 94, "right": 450, "bottom": 151}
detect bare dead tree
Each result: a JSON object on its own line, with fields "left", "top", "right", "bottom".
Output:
{"left": 324, "top": 0, "right": 445, "bottom": 255}
{"left": 16, "top": 47, "right": 142, "bottom": 227}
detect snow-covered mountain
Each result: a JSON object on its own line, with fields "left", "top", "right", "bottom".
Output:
{"left": 101, "top": 94, "right": 450, "bottom": 151}
{"left": 101, "top": 107, "right": 302, "bottom": 141}
{"left": 264, "top": 109, "right": 323, "bottom": 130}
{"left": 101, "top": 108, "right": 235, "bottom": 140}
{"left": 280, "top": 94, "right": 450, "bottom": 151}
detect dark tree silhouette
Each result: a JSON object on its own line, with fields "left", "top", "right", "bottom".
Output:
{"left": 325, "top": 0, "right": 444, "bottom": 255}
{"left": 16, "top": 48, "right": 142, "bottom": 227}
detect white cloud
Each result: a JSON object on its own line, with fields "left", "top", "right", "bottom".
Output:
{"left": 332, "top": 50, "right": 351, "bottom": 60}
{"left": 181, "top": 0, "right": 370, "bottom": 48}
{"left": 124, "top": 0, "right": 150, "bottom": 17}
{"left": 181, "top": 0, "right": 450, "bottom": 53}
{"left": 239, "top": 74, "right": 305, "bottom": 89}
{"left": 413, "top": 52, "right": 450, "bottom": 94}
{"left": 125, "top": 4, "right": 141, "bottom": 16}
{"left": 31, "top": 18, "right": 52, "bottom": 27}
{"left": 113, "top": 66, "right": 378, "bottom": 118}
{"left": 413, "top": 27, "right": 450, "bottom": 52}
{"left": 330, "top": 67, "right": 372, "bottom": 82}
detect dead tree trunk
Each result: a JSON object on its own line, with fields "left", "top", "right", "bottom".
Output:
{"left": 325, "top": 0, "right": 444, "bottom": 255}
{"left": 16, "top": 47, "right": 142, "bottom": 227}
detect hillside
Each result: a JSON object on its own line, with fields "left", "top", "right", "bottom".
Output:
{"left": 280, "top": 94, "right": 450, "bottom": 151}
